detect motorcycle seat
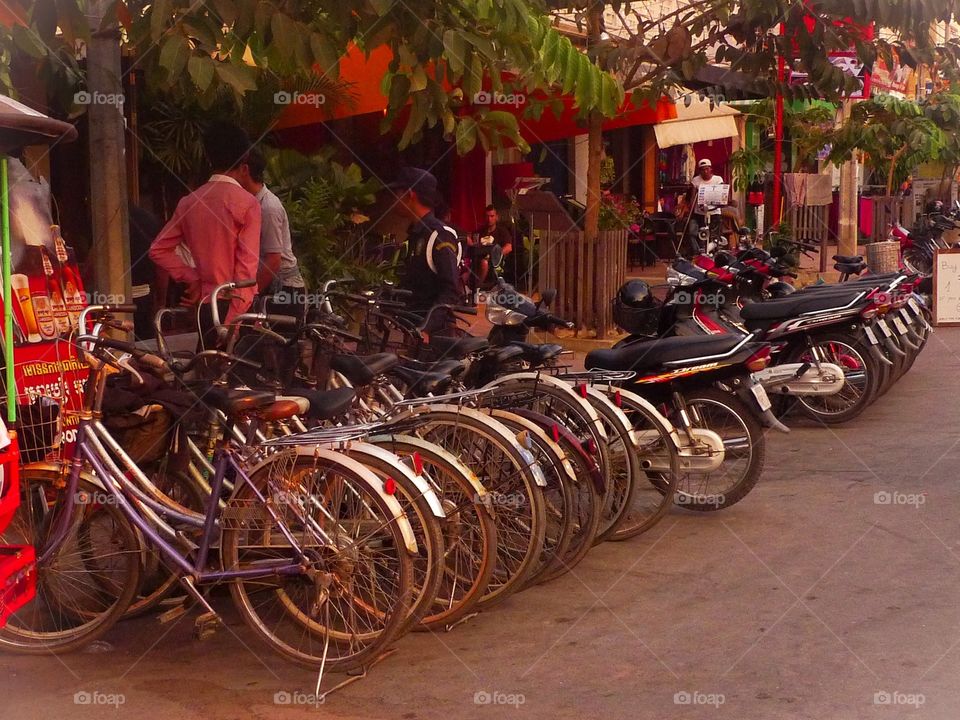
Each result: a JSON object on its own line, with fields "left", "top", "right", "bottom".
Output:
{"left": 330, "top": 353, "right": 399, "bottom": 386}
{"left": 832, "top": 254, "right": 863, "bottom": 263}
{"left": 428, "top": 335, "right": 490, "bottom": 358}
{"left": 740, "top": 289, "right": 866, "bottom": 323}
{"left": 586, "top": 334, "right": 743, "bottom": 373}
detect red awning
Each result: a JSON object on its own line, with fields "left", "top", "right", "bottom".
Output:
{"left": 274, "top": 45, "right": 675, "bottom": 139}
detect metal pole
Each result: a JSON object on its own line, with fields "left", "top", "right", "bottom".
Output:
{"left": 2, "top": 157, "right": 14, "bottom": 423}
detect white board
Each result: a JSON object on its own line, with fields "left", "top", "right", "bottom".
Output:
{"left": 933, "top": 248, "right": 960, "bottom": 326}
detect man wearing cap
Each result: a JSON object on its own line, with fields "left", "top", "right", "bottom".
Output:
{"left": 687, "top": 158, "right": 725, "bottom": 253}
{"left": 391, "top": 168, "right": 462, "bottom": 337}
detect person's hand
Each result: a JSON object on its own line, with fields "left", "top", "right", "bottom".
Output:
{"left": 179, "top": 280, "right": 202, "bottom": 307}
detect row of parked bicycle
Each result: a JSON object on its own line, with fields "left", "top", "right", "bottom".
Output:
{"left": 0, "top": 236, "right": 932, "bottom": 676}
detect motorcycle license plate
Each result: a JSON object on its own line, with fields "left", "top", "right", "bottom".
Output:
{"left": 877, "top": 320, "right": 893, "bottom": 337}
{"left": 750, "top": 383, "right": 772, "bottom": 412}
{"left": 908, "top": 298, "right": 922, "bottom": 316}
{"left": 864, "top": 326, "right": 879, "bottom": 345}
{"left": 892, "top": 317, "right": 909, "bottom": 335}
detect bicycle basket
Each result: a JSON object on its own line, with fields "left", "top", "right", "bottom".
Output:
{"left": 612, "top": 295, "right": 662, "bottom": 337}
{"left": 6, "top": 399, "right": 61, "bottom": 464}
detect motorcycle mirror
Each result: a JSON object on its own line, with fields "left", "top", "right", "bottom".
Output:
{"left": 539, "top": 288, "right": 557, "bottom": 308}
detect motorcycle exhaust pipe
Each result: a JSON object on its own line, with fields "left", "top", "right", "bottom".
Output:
{"left": 760, "top": 408, "right": 790, "bottom": 434}
{"left": 883, "top": 335, "right": 907, "bottom": 358}
{"left": 869, "top": 343, "right": 894, "bottom": 366}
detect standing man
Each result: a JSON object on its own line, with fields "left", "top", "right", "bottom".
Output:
{"left": 687, "top": 158, "right": 725, "bottom": 254}
{"left": 392, "top": 168, "right": 462, "bottom": 337}
{"left": 240, "top": 147, "right": 307, "bottom": 320}
{"left": 149, "top": 122, "right": 261, "bottom": 347}
{"left": 471, "top": 204, "right": 514, "bottom": 291}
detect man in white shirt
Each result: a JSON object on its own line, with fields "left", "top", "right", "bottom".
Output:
{"left": 687, "top": 158, "right": 725, "bottom": 253}
{"left": 241, "top": 148, "right": 307, "bottom": 320}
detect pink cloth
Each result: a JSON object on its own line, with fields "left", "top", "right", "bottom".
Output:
{"left": 149, "top": 176, "right": 261, "bottom": 321}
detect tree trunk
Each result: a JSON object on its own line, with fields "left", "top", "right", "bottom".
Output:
{"left": 584, "top": 2, "right": 604, "bottom": 336}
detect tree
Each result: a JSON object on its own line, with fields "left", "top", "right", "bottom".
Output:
{"left": 0, "top": 0, "right": 625, "bottom": 152}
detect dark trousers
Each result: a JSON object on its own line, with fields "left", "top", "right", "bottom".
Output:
{"left": 197, "top": 299, "right": 230, "bottom": 351}
{"left": 261, "top": 285, "right": 307, "bottom": 323}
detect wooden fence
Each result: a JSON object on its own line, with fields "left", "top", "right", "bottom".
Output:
{"left": 538, "top": 228, "right": 628, "bottom": 338}
{"left": 787, "top": 205, "right": 831, "bottom": 247}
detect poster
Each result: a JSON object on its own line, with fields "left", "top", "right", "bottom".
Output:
{"left": 2, "top": 159, "right": 87, "bottom": 449}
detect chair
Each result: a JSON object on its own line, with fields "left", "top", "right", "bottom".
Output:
{"left": 647, "top": 212, "right": 680, "bottom": 260}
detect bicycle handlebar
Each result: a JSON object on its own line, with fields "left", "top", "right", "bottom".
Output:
{"left": 209, "top": 279, "right": 257, "bottom": 327}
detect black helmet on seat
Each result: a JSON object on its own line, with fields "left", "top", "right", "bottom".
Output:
{"left": 926, "top": 199, "right": 944, "bottom": 215}
{"left": 613, "top": 280, "right": 661, "bottom": 337}
{"left": 618, "top": 280, "right": 653, "bottom": 306}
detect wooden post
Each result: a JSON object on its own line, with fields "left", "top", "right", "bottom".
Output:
{"left": 837, "top": 99, "right": 859, "bottom": 259}
{"left": 86, "top": 1, "right": 132, "bottom": 309}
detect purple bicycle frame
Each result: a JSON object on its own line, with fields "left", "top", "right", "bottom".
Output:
{"left": 39, "top": 419, "right": 307, "bottom": 582}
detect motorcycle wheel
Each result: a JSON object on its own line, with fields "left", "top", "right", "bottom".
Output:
{"left": 783, "top": 332, "right": 881, "bottom": 424}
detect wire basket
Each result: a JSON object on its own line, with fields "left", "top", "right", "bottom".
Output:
{"left": 0, "top": 545, "right": 36, "bottom": 628}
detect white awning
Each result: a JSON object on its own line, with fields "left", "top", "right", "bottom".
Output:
{"left": 654, "top": 96, "right": 740, "bottom": 149}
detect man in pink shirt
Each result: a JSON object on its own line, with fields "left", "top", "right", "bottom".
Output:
{"left": 149, "top": 122, "right": 261, "bottom": 346}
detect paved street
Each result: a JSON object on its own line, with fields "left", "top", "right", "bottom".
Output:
{"left": 4, "top": 328, "right": 960, "bottom": 720}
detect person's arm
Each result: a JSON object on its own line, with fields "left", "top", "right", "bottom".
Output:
{"left": 227, "top": 199, "right": 262, "bottom": 321}
{"left": 424, "top": 231, "right": 462, "bottom": 335}
{"left": 257, "top": 198, "right": 284, "bottom": 292}
{"left": 148, "top": 206, "right": 197, "bottom": 285}
{"left": 499, "top": 226, "right": 514, "bottom": 256}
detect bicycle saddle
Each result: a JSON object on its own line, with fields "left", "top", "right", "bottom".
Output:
{"left": 330, "top": 353, "right": 399, "bottom": 385}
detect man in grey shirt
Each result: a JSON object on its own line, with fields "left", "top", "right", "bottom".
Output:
{"left": 243, "top": 147, "right": 307, "bottom": 320}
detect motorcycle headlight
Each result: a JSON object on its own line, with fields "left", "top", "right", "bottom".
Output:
{"left": 486, "top": 305, "right": 526, "bottom": 326}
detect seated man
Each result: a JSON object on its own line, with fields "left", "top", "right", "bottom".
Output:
{"left": 470, "top": 204, "right": 513, "bottom": 292}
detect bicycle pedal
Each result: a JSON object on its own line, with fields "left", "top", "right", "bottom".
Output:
{"left": 193, "top": 611, "right": 222, "bottom": 640}
{"left": 158, "top": 602, "right": 188, "bottom": 625}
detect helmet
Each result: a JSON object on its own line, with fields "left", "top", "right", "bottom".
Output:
{"left": 618, "top": 280, "right": 653, "bottom": 306}
{"left": 925, "top": 199, "right": 944, "bottom": 215}
{"left": 765, "top": 281, "right": 796, "bottom": 299}
{"left": 613, "top": 281, "right": 661, "bottom": 337}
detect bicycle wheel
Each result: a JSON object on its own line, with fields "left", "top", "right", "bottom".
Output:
{"left": 123, "top": 469, "right": 206, "bottom": 619}
{"left": 580, "top": 388, "right": 641, "bottom": 543}
{"left": 222, "top": 451, "right": 414, "bottom": 671}
{"left": 670, "top": 388, "right": 766, "bottom": 511}
{"left": 345, "top": 443, "right": 445, "bottom": 636}
{"left": 596, "top": 386, "right": 679, "bottom": 540}
{"left": 409, "top": 406, "right": 546, "bottom": 607}
{"left": 0, "top": 469, "right": 142, "bottom": 654}
{"left": 483, "top": 376, "right": 610, "bottom": 506}
{"left": 486, "top": 409, "right": 575, "bottom": 587}
{"left": 370, "top": 435, "right": 497, "bottom": 631}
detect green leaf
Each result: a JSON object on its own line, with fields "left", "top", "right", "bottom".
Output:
{"left": 456, "top": 116, "right": 478, "bottom": 154}
{"left": 159, "top": 34, "right": 191, "bottom": 81}
{"left": 442, "top": 109, "right": 456, "bottom": 136}
{"left": 271, "top": 13, "right": 298, "bottom": 61}
{"left": 310, "top": 33, "right": 340, "bottom": 79}
{"left": 150, "top": 0, "right": 172, "bottom": 42}
{"left": 542, "top": 28, "right": 560, "bottom": 70}
{"left": 574, "top": 56, "right": 597, "bottom": 109}
{"left": 443, "top": 29, "right": 467, "bottom": 76}
{"left": 211, "top": 0, "right": 238, "bottom": 25}
{"left": 215, "top": 62, "right": 257, "bottom": 95}
{"left": 410, "top": 65, "right": 428, "bottom": 92}
{"left": 187, "top": 54, "right": 214, "bottom": 91}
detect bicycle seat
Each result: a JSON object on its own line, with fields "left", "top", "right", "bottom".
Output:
{"left": 833, "top": 254, "right": 863, "bottom": 263}
{"left": 397, "top": 357, "right": 467, "bottom": 378}
{"left": 508, "top": 341, "right": 564, "bottom": 364}
{"left": 287, "top": 386, "right": 355, "bottom": 421}
{"left": 586, "top": 335, "right": 742, "bottom": 373}
{"left": 255, "top": 399, "right": 303, "bottom": 422}
{"left": 834, "top": 261, "right": 867, "bottom": 275}
{"left": 202, "top": 387, "right": 276, "bottom": 417}
{"left": 330, "top": 352, "right": 398, "bottom": 385}
{"left": 390, "top": 366, "right": 455, "bottom": 395}
{"left": 428, "top": 335, "right": 489, "bottom": 358}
